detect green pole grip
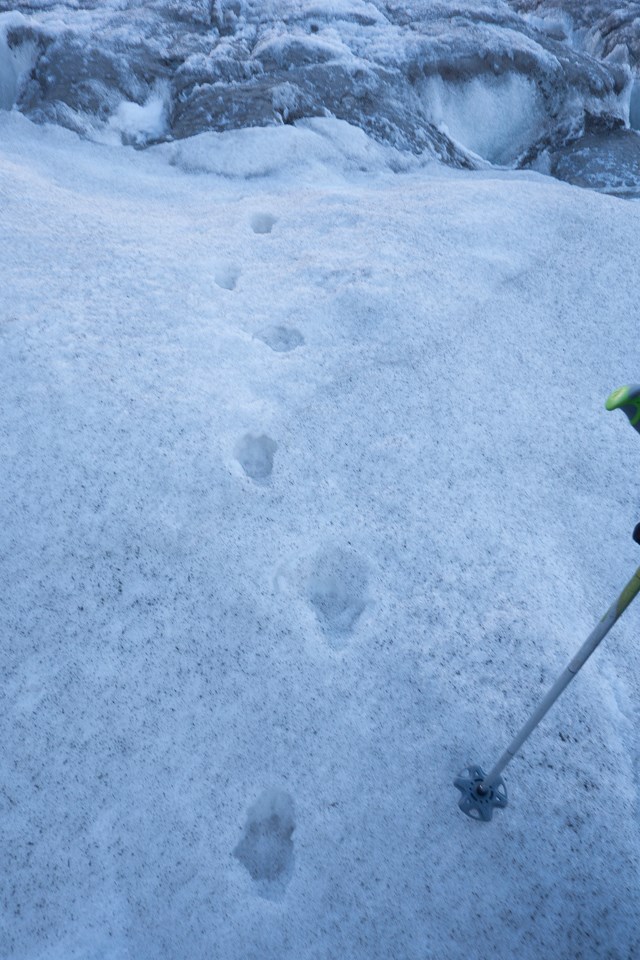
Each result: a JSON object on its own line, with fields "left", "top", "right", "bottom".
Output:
{"left": 606, "top": 385, "right": 640, "bottom": 434}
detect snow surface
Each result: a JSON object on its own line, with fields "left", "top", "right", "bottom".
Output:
{"left": 2, "top": 109, "right": 640, "bottom": 959}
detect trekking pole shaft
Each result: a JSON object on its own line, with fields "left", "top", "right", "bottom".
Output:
{"left": 482, "top": 566, "right": 640, "bottom": 790}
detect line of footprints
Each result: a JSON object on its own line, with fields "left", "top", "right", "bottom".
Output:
{"left": 225, "top": 211, "right": 369, "bottom": 635}
{"left": 219, "top": 212, "right": 303, "bottom": 481}
{"left": 225, "top": 215, "right": 370, "bottom": 896}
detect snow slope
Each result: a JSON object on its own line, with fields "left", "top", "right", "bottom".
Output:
{"left": 1, "top": 112, "right": 640, "bottom": 959}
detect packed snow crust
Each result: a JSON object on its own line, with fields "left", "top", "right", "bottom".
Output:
{"left": 1, "top": 108, "right": 640, "bottom": 959}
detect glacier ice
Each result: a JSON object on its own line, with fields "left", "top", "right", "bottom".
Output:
{"left": 0, "top": 0, "right": 635, "bottom": 183}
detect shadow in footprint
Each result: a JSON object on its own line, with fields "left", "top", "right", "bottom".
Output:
{"left": 235, "top": 433, "right": 277, "bottom": 481}
{"left": 250, "top": 213, "right": 278, "bottom": 234}
{"left": 215, "top": 264, "right": 240, "bottom": 290}
{"left": 233, "top": 789, "right": 295, "bottom": 900}
{"left": 308, "top": 545, "right": 369, "bottom": 642}
{"left": 254, "top": 325, "right": 304, "bottom": 353}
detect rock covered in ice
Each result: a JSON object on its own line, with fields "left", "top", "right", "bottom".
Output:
{"left": 508, "top": 1, "right": 640, "bottom": 192}
{"left": 511, "top": 1, "right": 640, "bottom": 70}
{"left": 0, "top": 0, "right": 632, "bottom": 168}
{"left": 544, "top": 114, "right": 640, "bottom": 195}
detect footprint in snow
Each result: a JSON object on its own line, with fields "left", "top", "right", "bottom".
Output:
{"left": 254, "top": 325, "right": 304, "bottom": 353}
{"left": 307, "top": 545, "right": 369, "bottom": 642}
{"left": 215, "top": 263, "right": 240, "bottom": 290}
{"left": 233, "top": 789, "right": 295, "bottom": 899}
{"left": 250, "top": 212, "right": 278, "bottom": 234}
{"left": 235, "top": 433, "right": 277, "bottom": 481}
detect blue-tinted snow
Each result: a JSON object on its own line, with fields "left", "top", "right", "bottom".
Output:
{"left": 1, "top": 108, "right": 640, "bottom": 958}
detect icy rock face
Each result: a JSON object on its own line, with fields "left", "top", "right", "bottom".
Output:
{"left": 0, "top": 13, "right": 39, "bottom": 111}
{"left": 510, "top": 3, "right": 640, "bottom": 192}
{"left": 546, "top": 116, "right": 640, "bottom": 196}
{"left": 511, "top": 1, "right": 640, "bottom": 70}
{"left": 0, "top": 0, "right": 632, "bottom": 168}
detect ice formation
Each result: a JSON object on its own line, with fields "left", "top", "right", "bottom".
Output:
{"left": 0, "top": 0, "right": 638, "bottom": 188}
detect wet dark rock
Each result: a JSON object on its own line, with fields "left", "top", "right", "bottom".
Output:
{"left": 549, "top": 126, "right": 640, "bottom": 196}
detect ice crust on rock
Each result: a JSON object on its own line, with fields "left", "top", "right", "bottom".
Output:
{"left": 422, "top": 71, "right": 546, "bottom": 165}
{"left": 0, "top": 0, "right": 634, "bottom": 171}
{"left": 512, "top": 1, "right": 640, "bottom": 71}
{"left": 0, "top": 12, "right": 38, "bottom": 110}
{"left": 549, "top": 120, "right": 640, "bottom": 195}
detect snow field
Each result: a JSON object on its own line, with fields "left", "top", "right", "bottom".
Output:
{"left": 1, "top": 112, "right": 640, "bottom": 958}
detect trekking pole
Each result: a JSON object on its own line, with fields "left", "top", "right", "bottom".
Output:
{"left": 454, "top": 385, "right": 640, "bottom": 821}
